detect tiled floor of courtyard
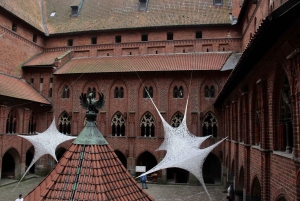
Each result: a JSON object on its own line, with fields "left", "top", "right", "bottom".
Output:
{"left": 0, "top": 177, "right": 228, "bottom": 201}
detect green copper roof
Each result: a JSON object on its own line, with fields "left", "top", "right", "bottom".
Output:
{"left": 73, "top": 121, "right": 108, "bottom": 145}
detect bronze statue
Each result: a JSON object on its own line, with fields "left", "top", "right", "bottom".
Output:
{"left": 79, "top": 92, "right": 105, "bottom": 114}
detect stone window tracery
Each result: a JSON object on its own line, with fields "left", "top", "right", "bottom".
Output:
{"left": 59, "top": 112, "right": 71, "bottom": 135}
{"left": 140, "top": 112, "right": 155, "bottom": 137}
{"left": 111, "top": 112, "right": 125, "bottom": 136}
{"left": 62, "top": 85, "right": 70, "bottom": 99}
{"left": 171, "top": 112, "right": 183, "bottom": 127}
{"left": 173, "top": 86, "right": 183, "bottom": 98}
{"left": 6, "top": 110, "right": 17, "bottom": 134}
{"left": 202, "top": 112, "right": 218, "bottom": 137}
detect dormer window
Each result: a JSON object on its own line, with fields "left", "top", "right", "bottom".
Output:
{"left": 70, "top": 0, "right": 84, "bottom": 17}
{"left": 139, "top": 0, "right": 148, "bottom": 11}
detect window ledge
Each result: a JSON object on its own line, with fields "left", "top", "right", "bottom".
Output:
{"left": 139, "top": 136, "right": 157, "bottom": 139}
{"left": 272, "top": 151, "right": 293, "bottom": 159}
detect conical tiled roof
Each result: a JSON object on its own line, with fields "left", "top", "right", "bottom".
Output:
{"left": 25, "top": 117, "right": 154, "bottom": 200}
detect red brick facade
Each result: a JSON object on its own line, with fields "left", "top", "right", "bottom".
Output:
{"left": 0, "top": 0, "right": 300, "bottom": 200}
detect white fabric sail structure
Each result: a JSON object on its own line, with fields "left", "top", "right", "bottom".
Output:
{"left": 139, "top": 94, "right": 226, "bottom": 200}
{"left": 15, "top": 118, "right": 76, "bottom": 189}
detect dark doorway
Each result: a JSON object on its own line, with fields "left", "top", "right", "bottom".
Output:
{"left": 167, "top": 168, "right": 189, "bottom": 183}
{"left": 251, "top": 177, "right": 261, "bottom": 201}
{"left": 26, "top": 146, "right": 35, "bottom": 174}
{"left": 202, "top": 153, "right": 221, "bottom": 184}
{"left": 136, "top": 151, "right": 157, "bottom": 176}
{"left": 55, "top": 147, "right": 67, "bottom": 161}
{"left": 2, "top": 148, "right": 19, "bottom": 179}
{"left": 115, "top": 150, "right": 127, "bottom": 168}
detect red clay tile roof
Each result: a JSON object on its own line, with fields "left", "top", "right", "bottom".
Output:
{"left": 1, "top": 0, "right": 232, "bottom": 34}
{"left": 24, "top": 51, "right": 70, "bottom": 66}
{"left": 25, "top": 144, "right": 154, "bottom": 201}
{"left": 0, "top": 73, "right": 50, "bottom": 104}
{"left": 45, "top": 0, "right": 232, "bottom": 34}
{"left": 55, "top": 52, "right": 232, "bottom": 74}
{"left": 0, "top": 0, "right": 44, "bottom": 32}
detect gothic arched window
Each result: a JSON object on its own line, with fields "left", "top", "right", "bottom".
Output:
{"left": 62, "top": 85, "right": 70, "bottom": 99}
{"left": 279, "top": 76, "right": 293, "bottom": 153}
{"left": 202, "top": 112, "right": 218, "bottom": 137}
{"left": 114, "top": 87, "right": 124, "bottom": 98}
{"left": 92, "top": 87, "right": 96, "bottom": 98}
{"left": 210, "top": 86, "right": 215, "bottom": 98}
{"left": 171, "top": 112, "right": 183, "bottom": 127}
{"left": 205, "top": 86, "right": 209, "bottom": 97}
{"left": 143, "top": 86, "right": 153, "bottom": 98}
{"left": 173, "top": 86, "right": 183, "bottom": 98}
{"left": 59, "top": 112, "right": 71, "bottom": 135}
{"left": 111, "top": 112, "right": 125, "bottom": 136}
{"left": 204, "top": 85, "right": 215, "bottom": 98}
{"left": 28, "top": 113, "right": 36, "bottom": 134}
{"left": 114, "top": 87, "right": 119, "bottom": 98}
{"left": 6, "top": 110, "right": 17, "bottom": 134}
{"left": 141, "top": 112, "right": 155, "bottom": 137}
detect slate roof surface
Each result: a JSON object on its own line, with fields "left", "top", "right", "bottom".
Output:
{"left": 55, "top": 52, "right": 232, "bottom": 74}
{"left": 1, "top": 0, "right": 232, "bottom": 34}
{"left": 0, "top": 0, "right": 44, "bottom": 32}
{"left": 0, "top": 73, "right": 50, "bottom": 104}
{"left": 24, "top": 144, "right": 154, "bottom": 201}
{"left": 24, "top": 51, "right": 69, "bottom": 66}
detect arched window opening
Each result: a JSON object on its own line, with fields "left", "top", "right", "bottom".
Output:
{"left": 205, "top": 86, "right": 209, "bottom": 97}
{"left": 114, "top": 87, "right": 119, "bottom": 98}
{"left": 171, "top": 112, "right": 183, "bottom": 127}
{"left": 210, "top": 86, "right": 215, "bottom": 97}
{"left": 173, "top": 86, "right": 183, "bottom": 98}
{"left": 59, "top": 112, "right": 71, "bottom": 135}
{"left": 111, "top": 112, "right": 125, "bottom": 136}
{"left": 119, "top": 87, "right": 124, "bottom": 98}
{"left": 143, "top": 86, "right": 153, "bottom": 98}
{"left": 28, "top": 113, "right": 36, "bottom": 134}
{"left": 87, "top": 87, "right": 91, "bottom": 96}
{"left": 279, "top": 76, "right": 293, "bottom": 153}
{"left": 254, "top": 92, "right": 261, "bottom": 146}
{"left": 141, "top": 112, "right": 155, "bottom": 137}
{"left": 92, "top": 87, "right": 96, "bottom": 98}
{"left": 6, "top": 110, "right": 17, "bottom": 134}
{"left": 62, "top": 85, "right": 70, "bottom": 99}
{"left": 202, "top": 112, "right": 218, "bottom": 137}
{"left": 205, "top": 85, "right": 215, "bottom": 98}
{"left": 173, "top": 86, "right": 178, "bottom": 98}
{"left": 114, "top": 87, "right": 124, "bottom": 98}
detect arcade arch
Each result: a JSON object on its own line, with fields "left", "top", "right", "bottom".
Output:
{"left": 1, "top": 148, "right": 20, "bottom": 179}
{"left": 26, "top": 146, "right": 35, "bottom": 174}
{"left": 202, "top": 153, "right": 221, "bottom": 184}
{"left": 115, "top": 150, "right": 127, "bottom": 168}
{"left": 136, "top": 151, "right": 157, "bottom": 176}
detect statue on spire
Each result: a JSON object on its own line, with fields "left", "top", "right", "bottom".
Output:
{"left": 80, "top": 92, "right": 105, "bottom": 114}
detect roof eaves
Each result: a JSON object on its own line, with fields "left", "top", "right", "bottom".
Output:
{"left": 214, "top": 0, "right": 300, "bottom": 105}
